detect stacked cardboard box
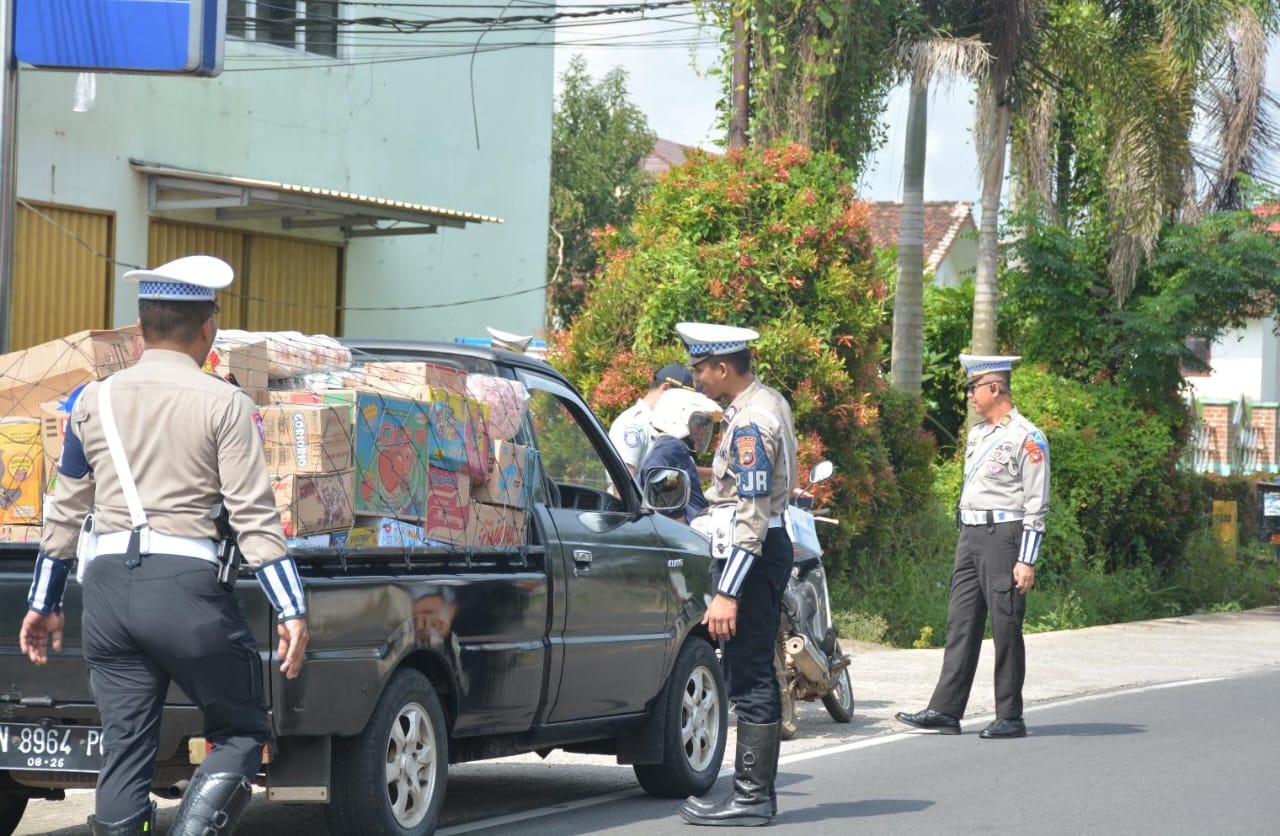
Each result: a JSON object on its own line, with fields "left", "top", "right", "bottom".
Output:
{"left": 259, "top": 404, "right": 355, "bottom": 538}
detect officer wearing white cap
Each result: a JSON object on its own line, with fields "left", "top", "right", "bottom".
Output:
{"left": 896, "top": 354, "right": 1049, "bottom": 740}
{"left": 608, "top": 362, "right": 696, "bottom": 479}
{"left": 675, "top": 322, "right": 798, "bottom": 827}
{"left": 19, "top": 256, "right": 309, "bottom": 835}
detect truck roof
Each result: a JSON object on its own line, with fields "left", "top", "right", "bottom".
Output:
{"left": 340, "top": 338, "right": 572, "bottom": 389}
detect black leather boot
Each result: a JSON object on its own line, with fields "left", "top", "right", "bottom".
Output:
{"left": 86, "top": 802, "right": 155, "bottom": 835}
{"left": 168, "top": 772, "right": 253, "bottom": 835}
{"left": 684, "top": 719, "right": 781, "bottom": 817}
{"left": 679, "top": 720, "right": 779, "bottom": 826}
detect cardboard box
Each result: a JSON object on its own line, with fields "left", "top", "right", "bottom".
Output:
{"left": 39, "top": 401, "right": 69, "bottom": 475}
{"left": 424, "top": 467, "right": 471, "bottom": 544}
{"left": 362, "top": 361, "right": 468, "bottom": 395}
{"left": 424, "top": 389, "right": 472, "bottom": 473}
{"left": 272, "top": 469, "right": 355, "bottom": 538}
{"left": 259, "top": 404, "right": 353, "bottom": 476}
{"left": 267, "top": 390, "right": 323, "bottom": 405}
{"left": 0, "top": 523, "right": 42, "bottom": 544}
{"left": 0, "top": 420, "right": 43, "bottom": 524}
{"left": 330, "top": 520, "right": 381, "bottom": 549}
{"left": 0, "top": 327, "right": 143, "bottom": 417}
{"left": 467, "top": 503, "right": 527, "bottom": 547}
{"left": 352, "top": 393, "right": 432, "bottom": 520}
{"left": 205, "top": 338, "right": 270, "bottom": 390}
{"left": 472, "top": 441, "right": 532, "bottom": 507}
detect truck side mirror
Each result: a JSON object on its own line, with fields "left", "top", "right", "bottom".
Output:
{"left": 642, "top": 467, "right": 690, "bottom": 514}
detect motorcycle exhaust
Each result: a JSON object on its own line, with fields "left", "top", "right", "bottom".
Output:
{"left": 785, "top": 634, "right": 830, "bottom": 684}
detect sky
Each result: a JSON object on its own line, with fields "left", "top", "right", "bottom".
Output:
{"left": 553, "top": 4, "right": 1280, "bottom": 216}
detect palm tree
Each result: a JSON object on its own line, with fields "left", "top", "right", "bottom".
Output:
{"left": 890, "top": 35, "right": 989, "bottom": 392}
{"left": 1007, "top": 0, "right": 1280, "bottom": 303}
{"left": 969, "top": 0, "right": 1044, "bottom": 355}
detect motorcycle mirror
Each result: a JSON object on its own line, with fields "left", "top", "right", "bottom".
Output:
{"left": 642, "top": 467, "right": 690, "bottom": 514}
{"left": 808, "top": 460, "right": 834, "bottom": 485}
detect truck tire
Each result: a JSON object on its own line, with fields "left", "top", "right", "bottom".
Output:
{"left": 326, "top": 669, "right": 448, "bottom": 835}
{"left": 633, "top": 638, "right": 728, "bottom": 798}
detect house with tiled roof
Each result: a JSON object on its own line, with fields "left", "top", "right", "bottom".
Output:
{"left": 865, "top": 201, "right": 978, "bottom": 288}
{"left": 642, "top": 138, "right": 714, "bottom": 175}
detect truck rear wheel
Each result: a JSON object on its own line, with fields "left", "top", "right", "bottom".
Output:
{"left": 633, "top": 638, "right": 727, "bottom": 798}
{"left": 327, "top": 669, "right": 448, "bottom": 835}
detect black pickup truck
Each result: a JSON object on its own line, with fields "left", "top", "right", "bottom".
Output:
{"left": 0, "top": 340, "right": 727, "bottom": 836}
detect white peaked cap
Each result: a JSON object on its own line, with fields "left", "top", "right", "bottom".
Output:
{"left": 676, "top": 322, "right": 760, "bottom": 360}
{"left": 123, "top": 255, "right": 233, "bottom": 301}
{"left": 959, "top": 353, "right": 1023, "bottom": 379}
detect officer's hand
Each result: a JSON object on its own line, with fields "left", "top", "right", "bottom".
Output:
{"left": 277, "top": 618, "right": 309, "bottom": 680}
{"left": 19, "top": 610, "right": 64, "bottom": 666}
{"left": 1013, "top": 562, "right": 1036, "bottom": 594}
{"left": 702, "top": 594, "right": 738, "bottom": 642}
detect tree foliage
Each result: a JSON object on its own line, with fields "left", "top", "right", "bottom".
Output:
{"left": 695, "top": 0, "right": 908, "bottom": 176}
{"left": 547, "top": 56, "right": 657, "bottom": 327}
{"left": 1001, "top": 208, "right": 1280, "bottom": 411}
{"left": 548, "top": 141, "right": 936, "bottom": 572}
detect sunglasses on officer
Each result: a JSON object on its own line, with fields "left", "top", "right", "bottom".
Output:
{"left": 964, "top": 377, "right": 1001, "bottom": 395}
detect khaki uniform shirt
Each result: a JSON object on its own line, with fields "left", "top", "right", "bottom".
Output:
{"left": 41, "top": 349, "right": 287, "bottom": 568}
{"left": 704, "top": 378, "right": 798, "bottom": 557}
{"left": 961, "top": 406, "right": 1050, "bottom": 535}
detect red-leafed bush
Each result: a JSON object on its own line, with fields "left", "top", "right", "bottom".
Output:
{"left": 548, "top": 141, "right": 935, "bottom": 574}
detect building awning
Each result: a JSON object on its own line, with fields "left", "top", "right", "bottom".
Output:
{"left": 131, "top": 160, "right": 503, "bottom": 238}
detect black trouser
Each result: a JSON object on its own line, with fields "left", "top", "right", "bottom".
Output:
{"left": 82, "top": 553, "right": 270, "bottom": 823}
{"left": 718, "top": 528, "right": 794, "bottom": 725}
{"left": 928, "top": 521, "right": 1027, "bottom": 720}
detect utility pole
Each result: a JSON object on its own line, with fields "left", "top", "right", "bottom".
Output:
{"left": 0, "top": 0, "right": 16, "bottom": 353}
{"left": 728, "top": 1, "right": 749, "bottom": 150}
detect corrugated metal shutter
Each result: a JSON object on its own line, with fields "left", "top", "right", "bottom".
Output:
{"left": 245, "top": 236, "right": 341, "bottom": 335}
{"left": 148, "top": 221, "right": 248, "bottom": 330}
{"left": 12, "top": 202, "right": 114, "bottom": 349}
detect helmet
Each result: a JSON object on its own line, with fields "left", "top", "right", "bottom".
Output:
{"left": 651, "top": 389, "right": 723, "bottom": 454}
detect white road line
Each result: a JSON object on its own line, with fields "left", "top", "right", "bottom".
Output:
{"left": 437, "top": 674, "right": 1234, "bottom": 834}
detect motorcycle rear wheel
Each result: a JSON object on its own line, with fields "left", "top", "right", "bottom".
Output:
{"left": 822, "top": 662, "right": 854, "bottom": 723}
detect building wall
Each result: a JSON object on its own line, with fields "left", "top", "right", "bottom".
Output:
{"left": 14, "top": 3, "right": 553, "bottom": 341}
{"left": 929, "top": 226, "right": 977, "bottom": 289}
{"left": 1185, "top": 319, "right": 1267, "bottom": 403}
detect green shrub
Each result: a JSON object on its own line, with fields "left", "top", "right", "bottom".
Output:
{"left": 548, "top": 141, "right": 935, "bottom": 578}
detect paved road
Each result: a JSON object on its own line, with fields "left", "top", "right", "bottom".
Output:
{"left": 451, "top": 668, "right": 1280, "bottom": 835}
{"left": 12, "top": 607, "right": 1280, "bottom": 834}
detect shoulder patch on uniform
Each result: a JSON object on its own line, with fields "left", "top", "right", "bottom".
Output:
{"left": 623, "top": 428, "right": 643, "bottom": 449}
{"left": 731, "top": 424, "right": 772, "bottom": 498}
{"left": 1024, "top": 430, "right": 1047, "bottom": 464}
{"left": 252, "top": 411, "right": 266, "bottom": 444}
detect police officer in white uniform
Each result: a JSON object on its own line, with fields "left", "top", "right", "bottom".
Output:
{"left": 608, "top": 363, "right": 696, "bottom": 478}
{"left": 19, "top": 256, "right": 310, "bottom": 835}
{"left": 676, "top": 322, "right": 798, "bottom": 827}
{"left": 896, "top": 354, "right": 1049, "bottom": 739}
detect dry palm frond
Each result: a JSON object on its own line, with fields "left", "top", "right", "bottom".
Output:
{"left": 891, "top": 35, "right": 991, "bottom": 91}
{"left": 1196, "top": 4, "right": 1274, "bottom": 211}
{"left": 1010, "top": 80, "right": 1058, "bottom": 216}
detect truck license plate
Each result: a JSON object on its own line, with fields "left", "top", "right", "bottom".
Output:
{"left": 0, "top": 723, "right": 104, "bottom": 772}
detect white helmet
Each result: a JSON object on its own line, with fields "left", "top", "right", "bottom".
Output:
{"left": 651, "top": 389, "right": 723, "bottom": 454}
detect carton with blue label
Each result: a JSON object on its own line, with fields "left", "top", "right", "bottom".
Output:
{"left": 352, "top": 393, "right": 431, "bottom": 520}
{"left": 472, "top": 440, "right": 532, "bottom": 508}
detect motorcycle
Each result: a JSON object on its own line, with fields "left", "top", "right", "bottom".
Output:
{"left": 777, "top": 460, "right": 854, "bottom": 739}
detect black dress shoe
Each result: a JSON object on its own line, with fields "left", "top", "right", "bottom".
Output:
{"left": 979, "top": 717, "right": 1027, "bottom": 739}
{"left": 895, "top": 709, "right": 961, "bottom": 734}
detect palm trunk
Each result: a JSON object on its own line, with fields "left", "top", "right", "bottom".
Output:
{"left": 891, "top": 81, "right": 928, "bottom": 392}
{"left": 972, "top": 93, "right": 1009, "bottom": 357}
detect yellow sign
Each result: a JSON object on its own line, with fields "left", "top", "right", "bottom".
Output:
{"left": 1212, "top": 500, "right": 1238, "bottom": 562}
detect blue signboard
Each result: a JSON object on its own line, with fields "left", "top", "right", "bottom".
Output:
{"left": 15, "top": 0, "right": 226, "bottom": 77}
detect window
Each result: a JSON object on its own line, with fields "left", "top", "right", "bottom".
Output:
{"left": 1182, "top": 336, "right": 1212, "bottom": 376}
{"left": 227, "top": 1, "right": 340, "bottom": 58}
